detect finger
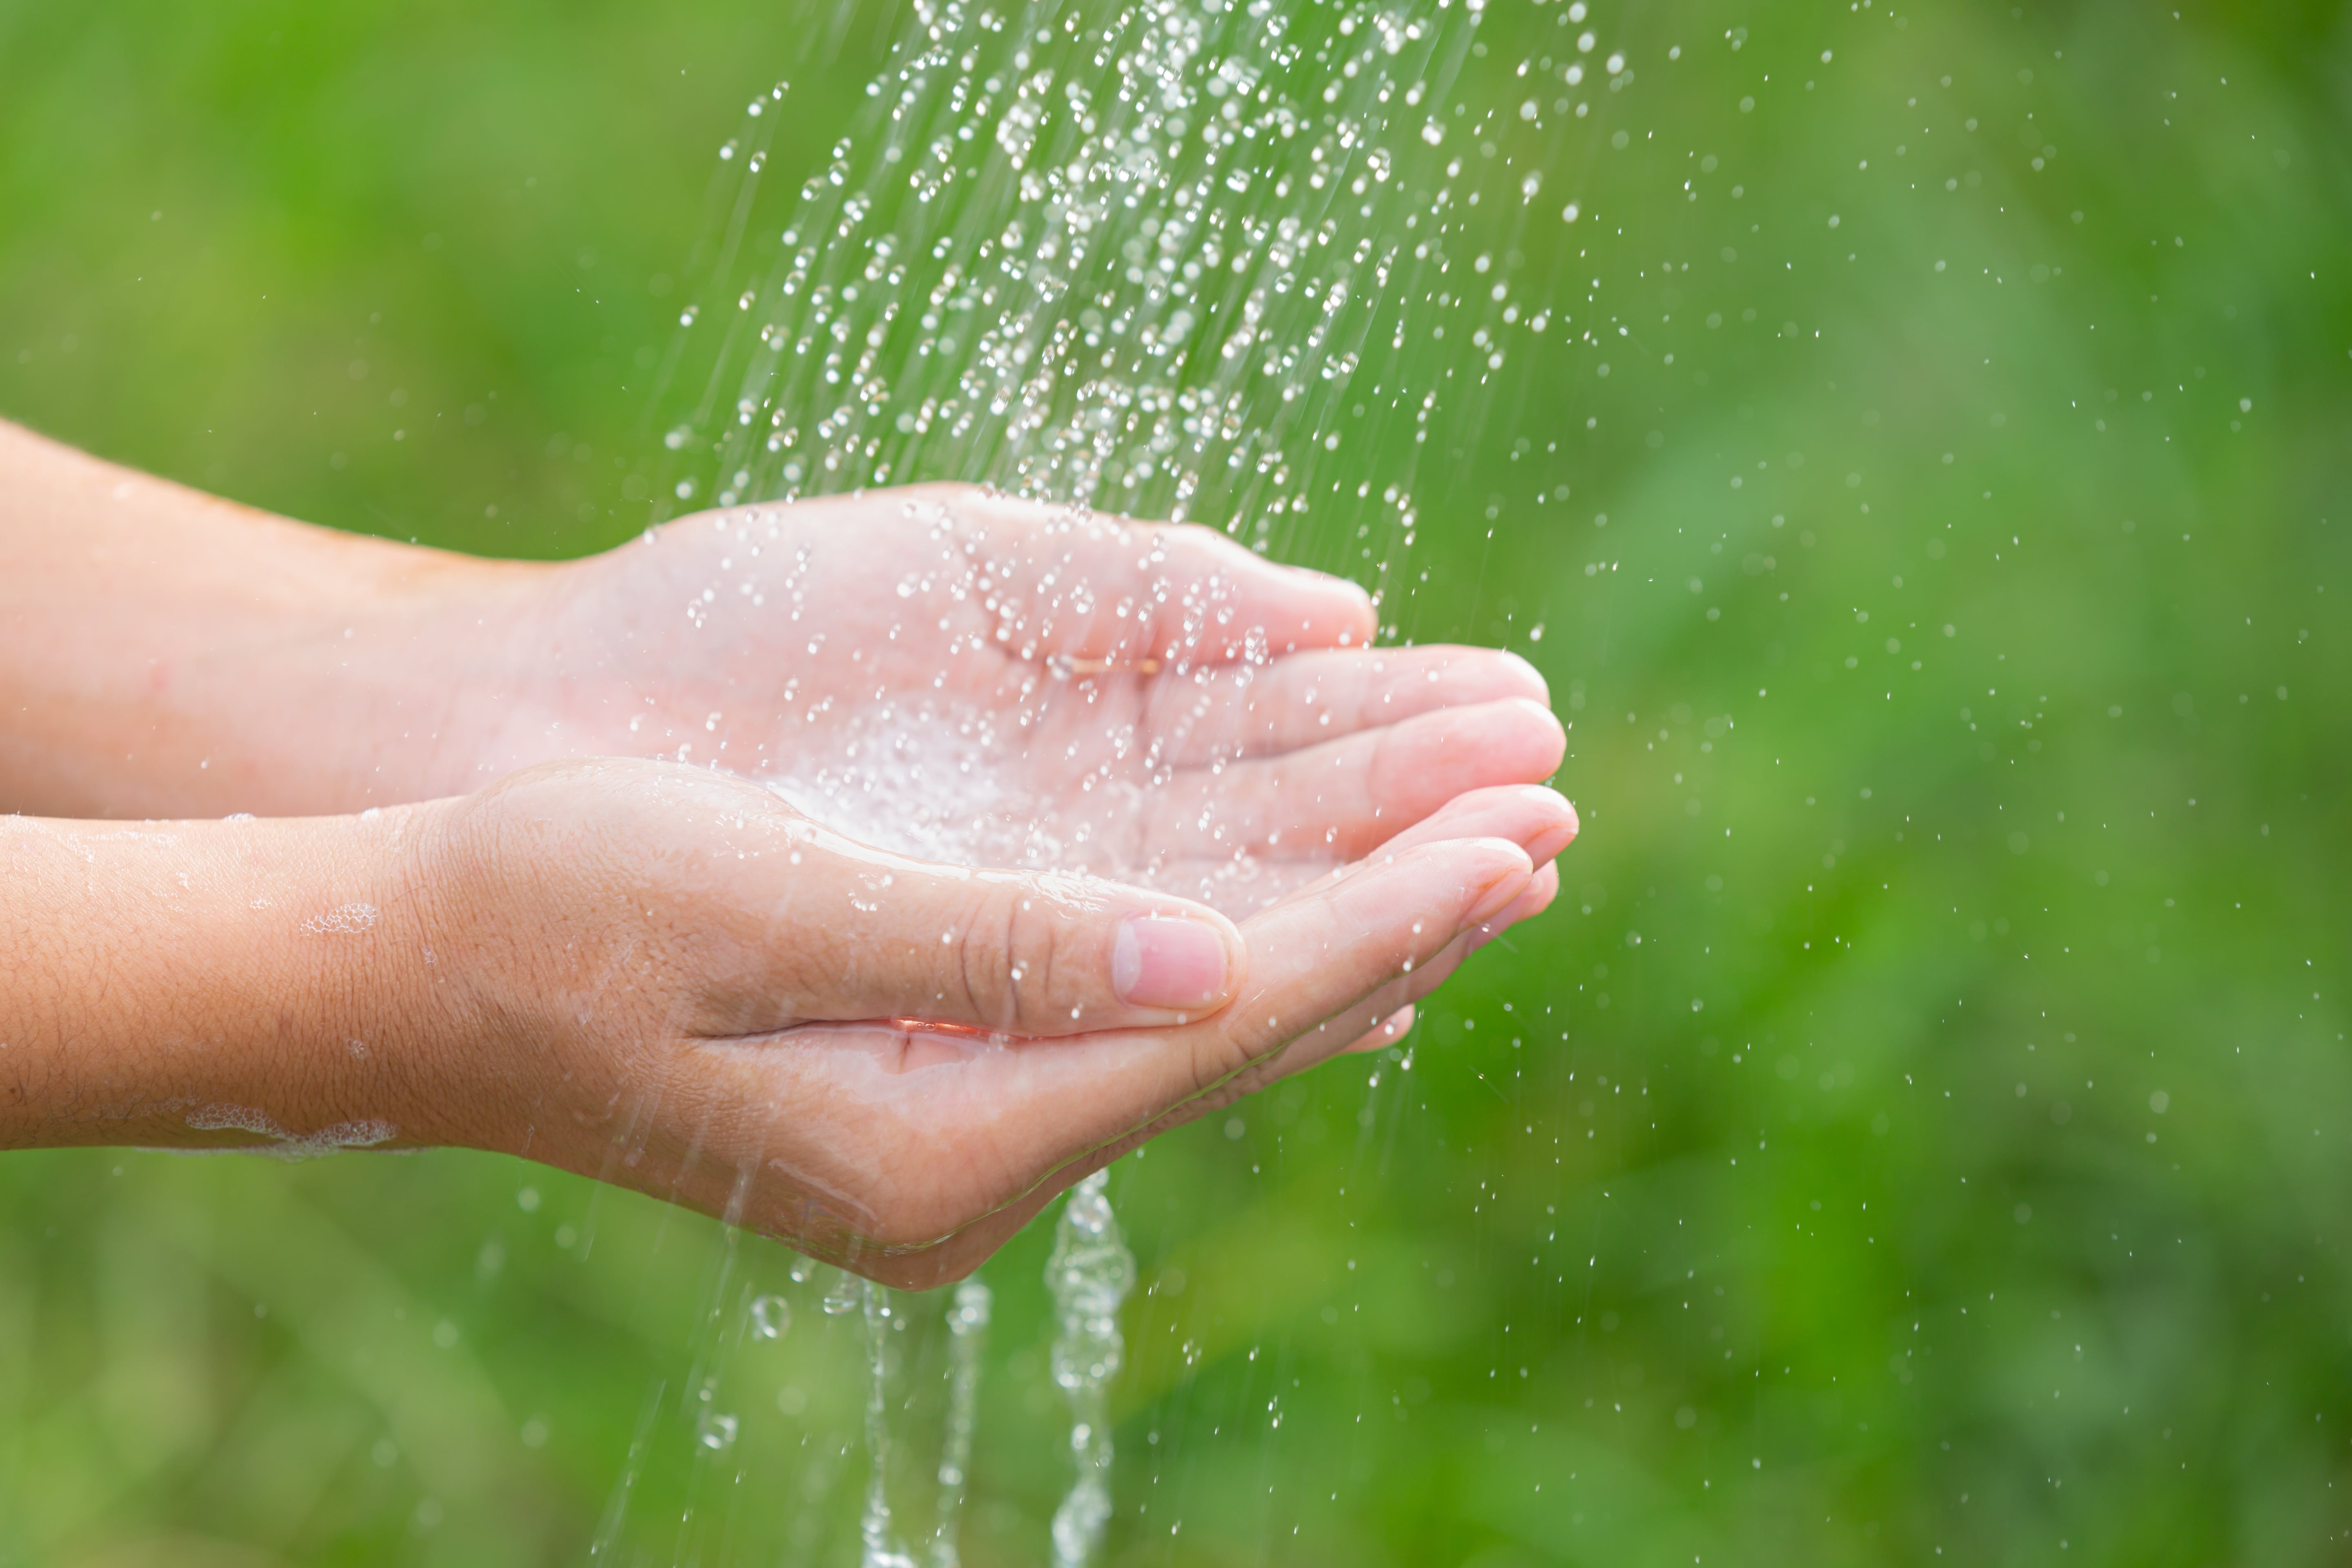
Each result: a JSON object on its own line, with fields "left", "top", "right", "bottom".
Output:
{"left": 1266, "top": 894, "right": 1525, "bottom": 1082}
{"left": 1259, "top": 857, "right": 1565, "bottom": 1077}
{"left": 1265, "top": 921, "right": 1482, "bottom": 1080}
{"left": 704, "top": 824, "right": 1248, "bottom": 1038}
{"left": 1094, "top": 863, "right": 1530, "bottom": 1115}
{"left": 708, "top": 848, "right": 1530, "bottom": 1285}
{"left": 1142, "top": 836, "right": 1531, "bottom": 1106}
{"left": 1085, "top": 853, "right": 1341, "bottom": 920}
{"left": 1142, "top": 697, "right": 1567, "bottom": 861}
{"left": 772, "top": 986, "right": 1396, "bottom": 1288}
{"left": 1091, "top": 780, "right": 1571, "bottom": 926}
{"left": 1138, "top": 645, "right": 1552, "bottom": 764}
{"left": 812, "top": 837, "right": 1526, "bottom": 1150}
{"left": 904, "top": 486, "right": 1376, "bottom": 664}
{"left": 1356, "top": 783, "right": 1580, "bottom": 865}
{"left": 760, "top": 841, "right": 1527, "bottom": 1278}
{"left": 1034, "top": 928, "right": 1467, "bottom": 1176}
{"left": 1130, "top": 782, "right": 1577, "bottom": 916}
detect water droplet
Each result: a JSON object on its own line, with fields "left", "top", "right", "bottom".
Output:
{"left": 751, "top": 1294, "right": 793, "bottom": 1339}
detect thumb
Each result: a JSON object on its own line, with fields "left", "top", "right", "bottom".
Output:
{"left": 764, "top": 829, "right": 1246, "bottom": 1036}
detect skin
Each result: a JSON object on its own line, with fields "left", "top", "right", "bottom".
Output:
{"left": 0, "top": 418, "right": 1575, "bottom": 1284}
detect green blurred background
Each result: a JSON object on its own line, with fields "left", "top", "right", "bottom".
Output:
{"left": 4, "top": 1, "right": 2350, "bottom": 1564}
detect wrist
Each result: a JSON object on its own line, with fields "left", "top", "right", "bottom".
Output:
{"left": 187, "top": 553, "right": 556, "bottom": 815}
{"left": 0, "top": 806, "right": 445, "bottom": 1154}
{"left": 0, "top": 421, "right": 555, "bottom": 816}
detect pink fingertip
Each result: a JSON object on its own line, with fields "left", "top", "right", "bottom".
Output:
{"left": 1113, "top": 916, "right": 1235, "bottom": 1010}
{"left": 1274, "top": 565, "right": 1376, "bottom": 633}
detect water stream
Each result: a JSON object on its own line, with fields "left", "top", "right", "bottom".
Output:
{"left": 856, "top": 1281, "right": 920, "bottom": 1568}
{"left": 924, "top": 1278, "right": 993, "bottom": 1568}
{"left": 1044, "top": 1172, "right": 1136, "bottom": 1568}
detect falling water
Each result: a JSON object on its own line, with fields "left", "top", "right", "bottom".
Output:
{"left": 1043, "top": 1172, "right": 1136, "bottom": 1568}
{"left": 824, "top": 1271, "right": 991, "bottom": 1568}
{"left": 751, "top": 1292, "right": 794, "bottom": 1339}
{"left": 672, "top": 0, "right": 1478, "bottom": 524}
{"left": 924, "top": 1279, "right": 993, "bottom": 1568}
{"left": 857, "top": 1279, "right": 921, "bottom": 1568}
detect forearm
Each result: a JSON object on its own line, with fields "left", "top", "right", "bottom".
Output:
{"left": 0, "top": 806, "right": 428, "bottom": 1152}
{"left": 0, "top": 419, "right": 545, "bottom": 817}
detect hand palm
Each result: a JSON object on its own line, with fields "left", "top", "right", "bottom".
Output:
{"left": 514, "top": 486, "right": 1558, "bottom": 910}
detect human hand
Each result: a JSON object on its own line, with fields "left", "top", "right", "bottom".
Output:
{"left": 5, "top": 432, "right": 1558, "bottom": 875}
{"left": 375, "top": 759, "right": 1574, "bottom": 1286}
{"left": 2, "top": 436, "right": 1579, "bottom": 1285}
{"left": 352, "top": 486, "right": 1564, "bottom": 912}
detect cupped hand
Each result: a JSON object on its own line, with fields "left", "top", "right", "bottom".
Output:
{"left": 382, "top": 759, "right": 1575, "bottom": 1287}
{"left": 406, "top": 486, "right": 1562, "bottom": 913}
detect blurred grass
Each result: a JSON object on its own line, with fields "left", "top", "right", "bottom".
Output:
{"left": 5, "top": 0, "right": 2352, "bottom": 1564}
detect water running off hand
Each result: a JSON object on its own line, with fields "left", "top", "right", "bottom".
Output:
{"left": 1045, "top": 1172, "right": 1136, "bottom": 1568}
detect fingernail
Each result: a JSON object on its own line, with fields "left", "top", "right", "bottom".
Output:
{"left": 1114, "top": 917, "right": 1233, "bottom": 1010}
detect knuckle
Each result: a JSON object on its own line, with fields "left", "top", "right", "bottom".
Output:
{"left": 947, "top": 893, "right": 1002, "bottom": 1022}
{"left": 999, "top": 882, "right": 1069, "bottom": 1030}
{"left": 1185, "top": 1030, "right": 1249, "bottom": 1098}
{"left": 949, "top": 882, "right": 1067, "bottom": 1031}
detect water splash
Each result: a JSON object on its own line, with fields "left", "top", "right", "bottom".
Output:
{"left": 1045, "top": 1171, "right": 1136, "bottom": 1568}
{"left": 755, "top": 665, "right": 1322, "bottom": 921}
{"left": 924, "top": 1278, "right": 993, "bottom": 1568}
{"left": 181, "top": 1105, "right": 397, "bottom": 1161}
